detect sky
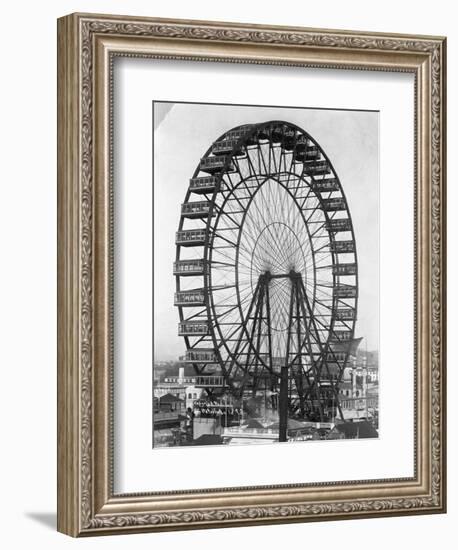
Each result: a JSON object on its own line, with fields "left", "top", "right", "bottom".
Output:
{"left": 153, "top": 102, "right": 379, "bottom": 360}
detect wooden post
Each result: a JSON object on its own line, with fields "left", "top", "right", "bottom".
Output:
{"left": 279, "top": 365, "right": 289, "bottom": 442}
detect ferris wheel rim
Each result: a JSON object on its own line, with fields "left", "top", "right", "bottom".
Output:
{"left": 174, "top": 119, "right": 359, "bottom": 416}
{"left": 204, "top": 141, "right": 354, "bottom": 362}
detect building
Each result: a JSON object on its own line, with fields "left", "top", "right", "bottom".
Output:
{"left": 154, "top": 367, "right": 192, "bottom": 400}
{"left": 163, "top": 366, "right": 197, "bottom": 385}
{"left": 367, "top": 364, "right": 379, "bottom": 383}
{"left": 339, "top": 355, "right": 379, "bottom": 421}
{"left": 327, "top": 421, "right": 378, "bottom": 439}
{"left": 184, "top": 385, "right": 204, "bottom": 409}
{"left": 152, "top": 393, "right": 187, "bottom": 447}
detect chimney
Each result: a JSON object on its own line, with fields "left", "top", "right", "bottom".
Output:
{"left": 178, "top": 367, "right": 184, "bottom": 384}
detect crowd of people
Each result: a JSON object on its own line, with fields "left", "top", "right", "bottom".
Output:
{"left": 190, "top": 400, "right": 243, "bottom": 421}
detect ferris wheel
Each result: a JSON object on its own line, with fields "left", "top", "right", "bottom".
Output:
{"left": 174, "top": 121, "right": 358, "bottom": 430}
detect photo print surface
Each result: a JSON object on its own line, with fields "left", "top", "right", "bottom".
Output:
{"left": 152, "top": 101, "right": 379, "bottom": 448}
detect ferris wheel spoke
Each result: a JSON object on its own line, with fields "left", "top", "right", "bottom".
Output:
{"left": 212, "top": 286, "right": 250, "bottom": 311}
{"left": 181, "top": 307, "right": 208, "bottom": 322}
{"left": 305, "top": 285, "right": 334, "bottom": 303}
{"left": 258, "top": 143, "right": 271, "bottom": 175}
{"left": 231, "top": 157, "right": 250, "bottom": 188}
{"left": 255, "top": 143, "right": 268, "bottom": 176}
{"left": 314, "top": 256, "right": 333, "bottom": 268}
{"left": 211, "top": 247, "right": 249, "bottom": 271}
{"left": 268, "top": 141, "right": 277, "bottom": 174}
{"left": 242, "top": 149, "right": 261, "bottom": 182}
{"left": 213, "top": 232, "right": 239, "bottom": 248}
{"left": 278, "top": 144, "right": 286, "bottom": 175}
{"left": 313, "top": 241, "right": 333, "bottom": 254}
{"left": 212, "top": 205, "right": 243, "bottom": 228}
{"left": 210, "top": 260, "right": 236, "bottom": 268}
{"left": 309, "top": 221, "right": 329, "bottom": 239}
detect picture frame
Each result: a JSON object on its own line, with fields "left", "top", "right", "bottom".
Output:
{"left": 57, "top": 12, "right": 446, "bottom": 536}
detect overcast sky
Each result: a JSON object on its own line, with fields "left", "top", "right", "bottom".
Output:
{"left": 153, "top": 102, "right": 379, "bottom": 360}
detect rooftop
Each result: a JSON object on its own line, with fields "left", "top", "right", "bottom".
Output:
{"left": 159, "top": 393, "right": 184, "bottom": 403}
{"left": 335, "top": 421, "right": 378, "bottom": 438}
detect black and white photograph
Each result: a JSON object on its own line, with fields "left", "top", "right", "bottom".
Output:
{"left": 152, "top": 101, "right": 379, "bottom": 448}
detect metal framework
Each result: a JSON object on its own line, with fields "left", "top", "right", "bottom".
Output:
{"left": 174, "top": 121, "right": 359, "bottom": 439}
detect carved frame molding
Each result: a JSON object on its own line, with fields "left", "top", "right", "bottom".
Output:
{"left": 57, "top": 13, "right": 446, "bottom": 536}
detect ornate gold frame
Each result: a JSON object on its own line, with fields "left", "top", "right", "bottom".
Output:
{"left": 57, "top": 12, "right": 446, "bottom": 536}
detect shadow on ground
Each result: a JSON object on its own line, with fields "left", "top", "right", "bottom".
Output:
{"left": 25, "top": 512, "right": 56, "bottom": 530}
